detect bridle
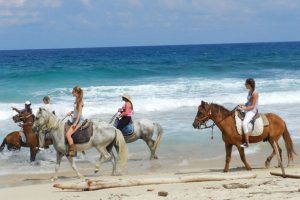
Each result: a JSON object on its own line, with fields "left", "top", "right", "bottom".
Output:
{"left": 15, "top": 113, "right": 34, "bottom": 126}
{"left": 196, "top": 105, "right": 238, "bottom": 139}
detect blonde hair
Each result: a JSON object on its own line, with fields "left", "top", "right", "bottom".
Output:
{"left": 73, "top": 86, "right": 83, "bottom": 110}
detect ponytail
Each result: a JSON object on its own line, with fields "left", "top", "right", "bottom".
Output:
{"left": 73, "top": 86, "right": 83, "bottom": 110}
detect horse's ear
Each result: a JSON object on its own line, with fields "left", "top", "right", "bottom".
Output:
{"left": 201, "top": 100, "right": 205, "bottom": 105}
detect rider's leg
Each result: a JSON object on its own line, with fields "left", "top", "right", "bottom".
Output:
{"left": 117, "top": 116, "right": 131, "bottom": 130}
{"left": 66, "top": 125, "right": 80, "bottom": 156}
{"left": 241, "top": 111, "right": 255, "bottom": 147}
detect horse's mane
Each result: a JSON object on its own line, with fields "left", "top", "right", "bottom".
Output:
{"left": 41, "top": 109, "right": 61, "bottom": 129}
{"left": 211, "top": 103, "right": 231, "bottom": 116}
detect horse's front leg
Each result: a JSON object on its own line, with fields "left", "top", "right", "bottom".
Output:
{"left": 67, "top": 156, "right": 84, "bottom": 179}
{"left": 52, "top": 152, "right": 63, "bottom": 181}
{"left": 236, "top": 146, "right": 252, "bottom": 170}
{"left": 224, "top": 144, "right": 233, "bottom": 172}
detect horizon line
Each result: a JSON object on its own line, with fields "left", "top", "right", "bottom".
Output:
{"left": 1, "top": 40, "right": 299, "bottom": 52}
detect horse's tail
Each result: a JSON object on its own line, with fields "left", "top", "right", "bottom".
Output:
{"left": 114, "top": 129, "right": 128, "bottom": 173}
{"left": 282, "top": 123, "right": 296, "bottom": 162}
{"left": 152, "top": 123, "right": 163, "bottom": 154}
{"left": 0, "top": 138, "right": 6, "bottom": 152}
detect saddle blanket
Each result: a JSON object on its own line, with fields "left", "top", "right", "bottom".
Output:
{"left": 65, "top": 120, "right": 93, "bottom": 144}
{"left": 113, "top": 117, "right": 134, "bottom": 136}
{"left": 235, "top": 111, "right": 269, "bottom": 136}
{"left": 122, "top": 123, "right": 134, "bottom": 136}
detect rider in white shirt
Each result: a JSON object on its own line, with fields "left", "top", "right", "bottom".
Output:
{"left": 42, "top": 96, "right": 55, "bottom": 115}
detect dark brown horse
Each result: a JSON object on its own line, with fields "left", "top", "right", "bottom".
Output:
{"left": 0, "top": 112, "right": 52, "bottom": 161}
{"left": 193, "top": 101, "right": 296, "bottom": 172}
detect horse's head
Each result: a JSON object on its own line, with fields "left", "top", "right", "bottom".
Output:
{"left": 33, "top": 108, "right": 50, "bottom": 148}
{"left": 193, "top": 100, "right": 212, "bottom": 129}
{"left": 12, "top": 112, "right": 33, "bottom": 123}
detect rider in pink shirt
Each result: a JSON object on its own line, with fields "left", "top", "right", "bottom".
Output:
{"left": 117, "top": 93, "right": 133, "bottom": 130}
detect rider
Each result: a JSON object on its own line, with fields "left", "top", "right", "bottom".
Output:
{"left": 117, "top": 93, "right": 133, "bottom": 131}
{"left": 238, "top": 78, "right": 259, "bottom": 148}
{"left": 11, "top": 101, "right": 32, "bottom": 139}
{"left": 42, "top": 96, "right": 55, "bottom": 115}
{"left": 65, "top": 86, "right": 84, "bottom": 157}
{"left": 38, "top": 96, "right": 55, "bottom": 151}
{"left": 12, "top": 101, "right": 32, "bottom": 114}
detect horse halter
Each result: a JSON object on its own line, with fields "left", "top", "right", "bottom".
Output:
{"left": 196, "top": 105, "right": 213, "bottom": 128}
{"left": 196, "top": 105, "right": 237, "bottom": 140}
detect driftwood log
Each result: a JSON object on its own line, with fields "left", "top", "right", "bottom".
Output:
{"left": 270, "top": 172, "right": 300, "bottom": 179}
{"left": 53, "top": 174, "right": 257, "bottom": 191}
{"left": 270, "top": 142, "right": 300, "bottom": 179}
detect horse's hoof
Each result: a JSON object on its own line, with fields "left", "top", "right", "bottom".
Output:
{"left": 78, "top": 174, "right": 84, "bottom": 179}
{"left": 223, "top": 169, "right": 229, "bottom": 173}
{"left": 50, "top": 177, "right": 57, "bottom": 182}
{"left": 265, "top": 161, "right": 270, "bottom": 169}
{"left": 150, "top": 155, "right": 158, "bottom": 160}
{"left": 94, "top": 169, "right": 99, "bottom": 174}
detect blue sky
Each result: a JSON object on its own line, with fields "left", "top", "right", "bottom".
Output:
{"left": 0, "top": 0, "right": 300, "bottom": 50}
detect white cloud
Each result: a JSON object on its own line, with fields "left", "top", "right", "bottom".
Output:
{"left": 80, "top": 0, "right": 92, "bottom": 8}
{"left": 0, "top": 11, "right": 39, "bottom": 25}
{"left": 0, "top": 0, "right": 26, "bottom": 7}
{"left": 158, "top": 0, "right": 184, "bottom": 10}
{"left": 43, "top": 0, "right": 62, "bottom": 8}
{"left": 0, "top": 10, "right": 13, "bottom": 17}
{"left": 126, "top": 0, "right": 143, "bottom": 7}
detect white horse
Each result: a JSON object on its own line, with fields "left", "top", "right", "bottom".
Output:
{"left": 110, "top": 113, "right": 163, "bottom": 159}
{"left": 33, "top": 108, "right": 128, "bottom": 180}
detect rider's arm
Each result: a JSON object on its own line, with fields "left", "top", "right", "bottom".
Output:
{"left": 244, "top": 92, "right": 258, "bottom": 111}
{"left": 12, "top": 107, "right": 21, "bottom": 113}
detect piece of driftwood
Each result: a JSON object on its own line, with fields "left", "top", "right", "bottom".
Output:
{"left": 270, "top": 142, "right": 300, "bottom": 179}
{"left": 223, "top": 183, "right": 252, "bottom": 189}
{"left": 249, "top": 190, "right": 300, "bottom": 195}
{"left": 53, "top": 174, "right": 257, "bottom": 191}
{"left": 270, "top": 172, "right": 300, "bottom": 179}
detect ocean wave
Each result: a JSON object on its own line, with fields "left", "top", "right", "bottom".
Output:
{"left": 1, "top": 78, "right": 300, "bottom": 121}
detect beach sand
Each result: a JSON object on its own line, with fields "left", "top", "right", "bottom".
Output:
{"left": 0, "top": 152, "right": 299, "bottom": 200}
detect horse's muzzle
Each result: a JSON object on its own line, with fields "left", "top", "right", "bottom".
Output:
{"left": 192, "top": 122, "right": 200, "bottom": 129}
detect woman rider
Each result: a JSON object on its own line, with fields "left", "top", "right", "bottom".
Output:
{"left": 66, "top": 86, "right": 84, "bottom": 157}
{"left": 238, "top": 78, "right": 259, "bottom": 148}
{"left": 117, "top": 93, "right": 133, "bottom": 131}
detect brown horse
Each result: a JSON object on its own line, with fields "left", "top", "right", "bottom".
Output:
{"left": 192, "top": 101, "right": 296, "bottom": 172}
{"left": 0, "top": 112, "right": 52, "bottom": 161}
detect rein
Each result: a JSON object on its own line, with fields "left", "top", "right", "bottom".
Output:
{"left": 199, "top": 106, "right": 238, "bottom": 140}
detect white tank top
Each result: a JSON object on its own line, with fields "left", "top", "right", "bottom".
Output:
{"left": 246, "top": 91, "right": 258, "bottom": 112}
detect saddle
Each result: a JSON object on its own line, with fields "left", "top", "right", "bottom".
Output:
{"left": 235, "top": 110, "right": 269, "bottom": 136}
{"left": 64, "top": 120, "right": 93, "bottom": 144}
{"left": 113, "top": 117, "right": 134, "bottom": 136}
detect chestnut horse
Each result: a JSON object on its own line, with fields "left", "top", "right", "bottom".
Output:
{"left": 0, "top": 112, "right": 52, "bottom": 161}
{"left": 193, "top": 101, "right": 296, "bottom": 172}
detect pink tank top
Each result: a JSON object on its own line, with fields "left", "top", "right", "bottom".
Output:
{"left": 122, "top": 103, "right": 133, "bottom": 117}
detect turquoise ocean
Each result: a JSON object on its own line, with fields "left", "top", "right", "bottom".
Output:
{"left": 0, "top": 42, "right": 300, "bottom": 176}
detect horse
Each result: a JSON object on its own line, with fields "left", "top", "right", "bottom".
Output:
{"left": 33, "top": 108, "right": 128, "bottom": 179}
{"left": 0, "top": 112, "right": 52, "bottom": 161}
{"left": 110, "top": 113, "right": 163, "bottom": 159}
{"left": 192, "top": 101, "right": 296, "bottom": 172}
